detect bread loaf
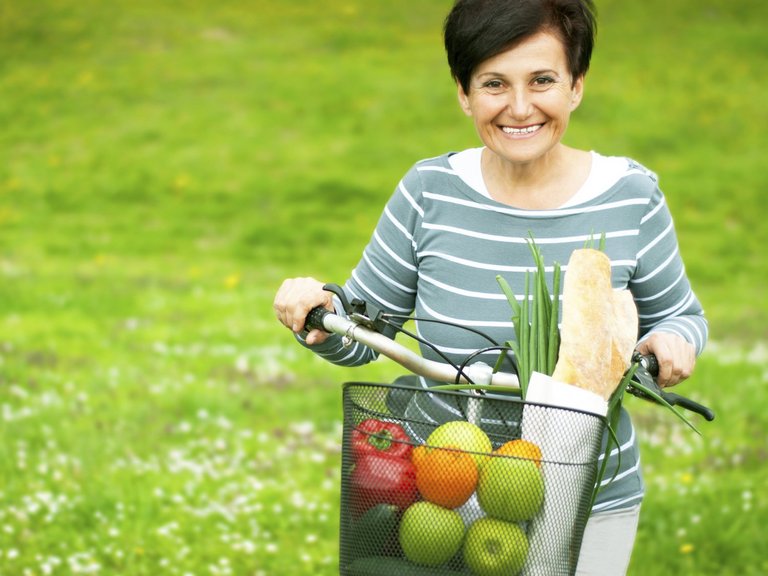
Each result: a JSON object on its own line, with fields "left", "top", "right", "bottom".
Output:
{"left": 552, "top": 249, "right": 638, "bottom": 399}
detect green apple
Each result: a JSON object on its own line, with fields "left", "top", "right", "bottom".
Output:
{"left": 426, "top": 421, "right": 492, "bottom": 465}
{"left": 477, "top": 457, "right": 544, "bottom": 522}
{"left": 463, "top": 517, "right": 529, "bottom": 576}
{"left": 398, "top": 501, "right": 465, "bottom": 567}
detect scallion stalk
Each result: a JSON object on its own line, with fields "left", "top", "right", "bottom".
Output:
{"left": 496, "top": 236, "right": 562, "bottom": 399}
{"left": 547, "top": 263, "right": 561, "bottom": 374}
{"left": 520, "top": 271, "right": 531, "bottom": 395}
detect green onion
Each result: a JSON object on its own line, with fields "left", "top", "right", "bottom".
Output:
{"left": 496, "top": 236, "right": 562, "bottom": 399}
{"left": 547, "top": 264, "right": 561, "bottom": 375}
{"left": 497, "top": 275, "right": 521, "bottom": 318}
{"left": 537, "top": 269, "right": 548, "bottom": 371}
{"left": 520, "top": 271, "right": 531, "bottom": 396}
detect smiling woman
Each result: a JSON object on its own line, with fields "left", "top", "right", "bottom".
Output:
{"left": 273, "top": 1, "right": 709, "bottom": 574}
{"left": 456, "top": 31, "right": 588, "bottom": 209}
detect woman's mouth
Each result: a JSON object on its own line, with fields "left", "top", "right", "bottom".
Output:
{"left": 501, "top": 124, "right": 543, "bottom": 135}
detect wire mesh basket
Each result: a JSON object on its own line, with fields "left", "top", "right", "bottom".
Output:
{"left": 338, "top": 381, "right": 607, "bottom": 576}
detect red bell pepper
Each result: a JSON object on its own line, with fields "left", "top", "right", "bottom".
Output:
{"left": 350, "top": 452, "right": 418, "bottom": 516}
{"left": 351, "top": 419, "right": 413, "bottom": 461}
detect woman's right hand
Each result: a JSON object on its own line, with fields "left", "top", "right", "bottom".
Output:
{"left": 273, "top": 277, "right": 334, "bottom": 346}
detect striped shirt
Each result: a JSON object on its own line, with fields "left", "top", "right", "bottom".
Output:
{"left": 306, "top": 150, "right": 708, "bottom": 512}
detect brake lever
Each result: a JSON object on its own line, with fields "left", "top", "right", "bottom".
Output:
{"left": 321, "top": 283, "right": 389, "bottom": 333}
{"left": 627, "top": 353, "right": 715, "bottom": 422}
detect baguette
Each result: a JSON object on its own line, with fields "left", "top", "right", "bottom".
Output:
{"left": 552, "top": 249, "right": 638, "bottom": 400}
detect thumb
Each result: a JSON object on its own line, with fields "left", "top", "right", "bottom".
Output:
{"left": 305, "top": 328, "right": 330, "bottom": 346}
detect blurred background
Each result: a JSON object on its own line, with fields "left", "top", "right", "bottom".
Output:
{"left": 1, "top": 0, "right": 766, "bottom": 574}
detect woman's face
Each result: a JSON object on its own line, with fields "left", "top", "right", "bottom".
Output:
{"left": 457, "top": 31, "right": 584, "bottom": 168}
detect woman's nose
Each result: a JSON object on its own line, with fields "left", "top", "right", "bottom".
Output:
{"left": 506, "top": 88, "right": 532, "bottom": 119}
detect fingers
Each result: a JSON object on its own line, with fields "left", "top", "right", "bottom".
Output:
{"left": 305, "top": 328, "right": 330, "bottom": 346}
{"left": 273, "top": 277, "right": 334, "bottom": 339}
{"left": 636, "top": 333, "right": 696, "bottom": 388}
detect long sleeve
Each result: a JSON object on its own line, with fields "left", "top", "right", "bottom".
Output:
{"left": 296, "top": 167, "right": 424, "bottom": 366}
{"left": 631, "top": 182, "right": 708, "bottom": 355}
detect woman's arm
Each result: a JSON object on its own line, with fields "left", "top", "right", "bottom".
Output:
{"left": 274, "top": 166, "right": 424, "bottom": 367}
{"left": 631, "top": 184, "right": 708, "bottom": 386}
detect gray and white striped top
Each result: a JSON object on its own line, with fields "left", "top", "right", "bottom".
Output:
{"left": 306, "top": 149, "right": 707, "bottom": 512}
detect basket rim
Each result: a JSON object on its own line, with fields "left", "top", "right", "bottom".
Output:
{"left": 342, "top": 380, "right": 609, "bottom": 423}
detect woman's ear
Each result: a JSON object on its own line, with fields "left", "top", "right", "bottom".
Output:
{"left": 570, "top": 75, "right": 585, "bottom": 111}
{"left": 457, "top": 82, "right": 472, "bottom": 116}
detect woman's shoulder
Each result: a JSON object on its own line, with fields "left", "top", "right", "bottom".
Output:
{"left": 591, "top": 152, "right": 663, "bottom": 199}
{"left": 400, "top": 151, "right": 473, "bottom": 191}
{"left": 388, "top": 152, "right": 457, "bottom": 209}
{"left": 595, "top": 153, "right": 659, "bottom": 185}
{"left": 411, "top": 151, "right": 457, "bottom": 173}
{"left": 624, "top": 156, "right": 660, "bottom": 185}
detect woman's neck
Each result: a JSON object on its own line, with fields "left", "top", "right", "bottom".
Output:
{"left": 481, "top": 145, "right": 592, "bottom": 209}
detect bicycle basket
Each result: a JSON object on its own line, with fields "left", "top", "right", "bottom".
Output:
{"left": 338, "top": 381, "right": 607, "bottom": 576}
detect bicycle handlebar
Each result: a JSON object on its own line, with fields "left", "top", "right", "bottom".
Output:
{"left": 632, "top": 353, "right": 715, "bottom": 421}
{"left": 305, "top": 306, "right": 519, "bottom": 388}
{"left": 305, "top": 305, "right": 715, "bottom": 421}
{"left": 304, "top": 306, "right": 333, "bottom": 334}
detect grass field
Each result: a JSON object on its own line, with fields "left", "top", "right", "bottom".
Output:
{"left": 1, "top": 0, "right": 766, "bottom": 574}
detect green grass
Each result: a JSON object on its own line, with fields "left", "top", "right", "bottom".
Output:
{"left": 0, "top": 0, "right": 766, "bottom": 574}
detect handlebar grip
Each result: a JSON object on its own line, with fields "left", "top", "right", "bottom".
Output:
{"left": 635, "top": 352, "right": 716, "bottom": 421}
{"left": 305, "top": 306, "right": 331, "bottom": 332}
{"left": 662, "top": 392, "right": 716, "bottom": 422}
{"left": 639, "top": 353, "right": 659, "bottom": 377}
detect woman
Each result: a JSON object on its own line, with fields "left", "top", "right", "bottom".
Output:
{"left": 274, "top": 0, "right": 707, "bottom": 574}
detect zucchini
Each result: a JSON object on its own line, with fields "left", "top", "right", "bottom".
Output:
{"left": 349, "top": 504, "right": 400, "bottom": 559}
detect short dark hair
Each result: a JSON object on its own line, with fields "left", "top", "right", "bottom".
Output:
{"left": 444, "top": 0, "right": 597, "bottom": 92}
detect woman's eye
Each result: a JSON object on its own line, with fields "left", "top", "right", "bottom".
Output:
{"left": 480, "top": 80, "right": 505, "bottom": 94}
{"left": 532, "top": 76, "right": 555, "bottom": 87}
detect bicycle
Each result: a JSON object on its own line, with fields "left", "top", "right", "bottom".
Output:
{"left": 303, "top": 284, "right": 714, "bottom": 576}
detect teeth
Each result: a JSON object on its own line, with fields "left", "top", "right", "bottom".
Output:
{"left": 502, "top": 125, "right": 541, "bottom": 134}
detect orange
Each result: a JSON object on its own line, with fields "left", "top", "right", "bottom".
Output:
{"left": 495, "top": 439, "right": 543, "bottom": 467}
{"left": 411, "top": 444, "right": 429, "bottom": 469}
{"left": 413, "top": 445, "right": 478, "bottom": 509}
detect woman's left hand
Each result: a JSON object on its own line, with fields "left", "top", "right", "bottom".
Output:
{"left": 635, "top": 332, "right": 696, "bottom": 388}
